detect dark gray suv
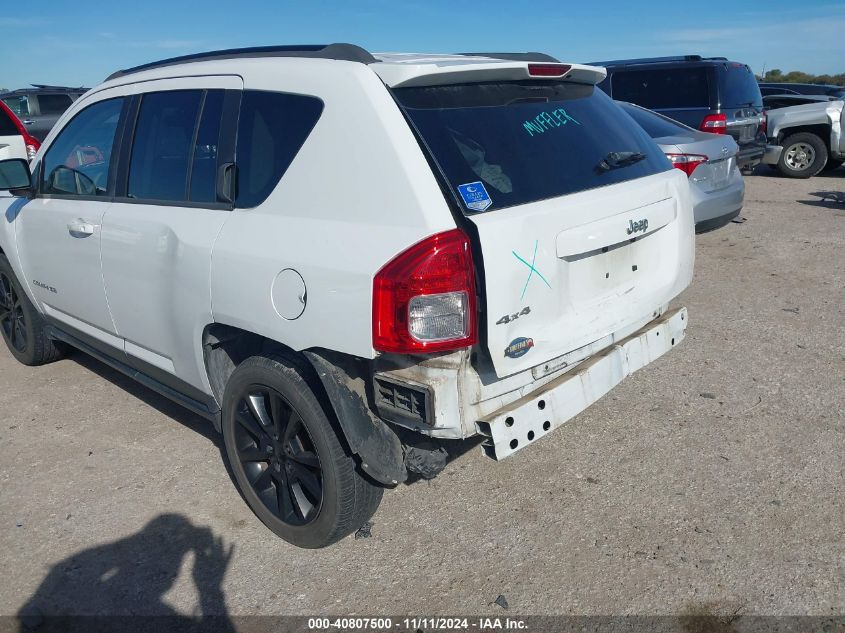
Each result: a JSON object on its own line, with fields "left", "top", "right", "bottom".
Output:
{"left": 0, "top": 85, "right": 87, "bottom": 142}
{"left": 590, "top": 56, "right": 768, "bottom": 171}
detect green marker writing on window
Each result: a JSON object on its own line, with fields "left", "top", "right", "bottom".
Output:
{"left": 523, "top": 109, "right": 580, "bottom": 137}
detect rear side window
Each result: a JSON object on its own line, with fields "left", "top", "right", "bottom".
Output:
{"left": 128, "top": 89, "right": 225, "bottom": 202}
{"left": 719, "top": 64, "right": 762, "bottom": 108}
{"left": 38, "top": 94, "right": 74, "bottom": 115}
{"left": 0, "top": 106, "right": 17, "bottom": 136}
{"left": 611, "top": 68, "right": 710, "bottom": 109}
{"left": 41, "top": 98, "right": 124, "bottom": 197}
{"left": 235, "top": 90, "right": 324, "bottom": 208}
{"left": 395, "top": 81, "right": 670, "bottom": 213}
{"left": 617, "top": 102, "right": 688, "bottom": 138}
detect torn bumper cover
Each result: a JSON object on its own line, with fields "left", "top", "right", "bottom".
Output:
{"left": 476, "top": 307, "right": 688, "bottom": 460}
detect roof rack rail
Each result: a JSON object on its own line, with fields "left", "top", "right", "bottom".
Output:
{"left": 588, "top": 55, "right": 706, "bottom": 66}
{"left": 106, "top": 43, "right": 377, "bottom": 81}
{"left": 30, "top": 84, "right": 87, "bottom": 90}
{"left": 457, "top": 52, "right": 562, "bottom": 63}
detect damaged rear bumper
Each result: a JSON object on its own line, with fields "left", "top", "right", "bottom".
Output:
{"left": 476, "top": 307, "right": 688, "bottom": 460}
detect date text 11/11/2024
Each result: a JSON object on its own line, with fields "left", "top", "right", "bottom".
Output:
{"left": 307, "top": 617, "right": 529, "bottom": 630}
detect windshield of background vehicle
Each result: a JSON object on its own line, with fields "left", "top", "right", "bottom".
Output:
{"left": 393, "top": 80, "right": 671, "bottom": 214}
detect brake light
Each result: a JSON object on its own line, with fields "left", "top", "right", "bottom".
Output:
{"left": 665, "top": 153, "right": 708, "bottom": 177}
{"left": 528, "top": 63, "right": 572, "bottom": 77}
{"left": 760, "top": 110, "right": 767, "bottom": 137}
{"left": 373, "top": 229, "right": 477, "bottom": 354}
{"left": 23, "top": 134, "right": 40, "bottom": 161}
{"left": 699, "top": 113, "right": 727, "bottom": 134}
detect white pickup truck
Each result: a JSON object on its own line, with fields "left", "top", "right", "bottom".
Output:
{"left": 764, "top": 98, "right": 845, "bottom": 177}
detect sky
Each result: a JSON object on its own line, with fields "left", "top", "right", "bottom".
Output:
{"left": 1, "top": 0, "right": 843, "bottom": 90}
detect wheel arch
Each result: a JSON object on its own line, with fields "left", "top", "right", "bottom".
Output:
{"left": 778, "top": 125, "right": 831, "bottom": 150}
{"left": 201, "top": 323, "right": 406, "bottom": 485}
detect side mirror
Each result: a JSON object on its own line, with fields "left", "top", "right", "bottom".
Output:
{"left": 0, "top": 159, "right": 34, "bottom": 197}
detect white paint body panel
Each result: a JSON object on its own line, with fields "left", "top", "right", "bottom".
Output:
{"left": 0, "top": 134, "right": 26, "bottom": 161}
{"left": 469, "top": 169, "right": 694, "bottom": 378}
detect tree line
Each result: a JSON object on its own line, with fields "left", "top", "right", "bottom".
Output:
{"left": 759, "top": 69, "right": 845, "bottom": 86}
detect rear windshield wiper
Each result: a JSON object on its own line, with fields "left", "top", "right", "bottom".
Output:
{"left": 596, "top": 151, "right": 647, "bottom": 173}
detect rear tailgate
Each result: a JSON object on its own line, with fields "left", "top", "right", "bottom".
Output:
{"left": 393, "top": 70, "right": 694, "bottom": 378}
{"left": 470, "top": 170, "right": 692, "bottom": 377}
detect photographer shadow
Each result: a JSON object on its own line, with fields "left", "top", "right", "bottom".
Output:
{"left": 17, "top": 513, "right": 235, "bottom": 633}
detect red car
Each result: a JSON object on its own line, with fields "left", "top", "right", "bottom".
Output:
{"left": 0, "top": 99, "right": 40, "bottom": 161}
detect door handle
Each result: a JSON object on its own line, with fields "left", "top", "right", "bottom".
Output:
{"left": 67, "top": 219, "right": 96, "bottom": 238}
{"left": 22, "top": 119, "right": 34, "bottom": 125}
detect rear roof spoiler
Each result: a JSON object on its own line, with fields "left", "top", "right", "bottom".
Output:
{"left": 456, "top": 52, "right": 562, "bottom": 63}
{"left": 374, "top": 60, "right": 606, "bottom": 89}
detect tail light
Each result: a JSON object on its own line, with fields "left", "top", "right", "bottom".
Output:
{"left": 665, "top": 153, "right": 708, "bottom": 177}
{"left": 528, "top": 63, "right": 572, "bottom": 77}
{"left": 373, "top": 229, "right": 477, "bottom": 354}
{"left": 24, "top": 134, "right": 40, "bottom": 161}
{"left": 699, "top": 113, "right": 727, "bottom": 134}
{"left": 760, "top": 111, "right": 768, "bottom": 137}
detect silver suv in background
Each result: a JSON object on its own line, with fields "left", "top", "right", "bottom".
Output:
{"left": 0, "top": 85, "right": 87, "bottom": 142}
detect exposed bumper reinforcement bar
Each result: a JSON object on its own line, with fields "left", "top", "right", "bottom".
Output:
{"left": 476, "top": 307, "right": 688, "bottom": 460}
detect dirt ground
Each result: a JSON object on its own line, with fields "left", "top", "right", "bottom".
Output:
{"left": 1, "top": 168, "right": 843, "bottom": 621}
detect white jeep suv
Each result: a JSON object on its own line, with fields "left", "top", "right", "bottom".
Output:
{"left": 0, "top": 44, "right": 694, "bottom": 548}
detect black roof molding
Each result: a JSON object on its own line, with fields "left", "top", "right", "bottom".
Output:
{"left": 106, "top": 43, "right": 377, "bottom": 81}
{"left": 30, "top": 84, "right": 87, "bottom": 90}
{"left": 458, "top": 52, "right": 562, "bottom": 63}
{"left": 588, "top": 55, "right": 709, "bottom": 66}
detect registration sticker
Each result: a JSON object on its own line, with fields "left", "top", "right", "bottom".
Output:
{"left": 457, "top": 181, "right": 492, "bottom": 212}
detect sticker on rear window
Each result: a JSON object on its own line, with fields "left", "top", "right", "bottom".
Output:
{"left": 457, "top": 181, "right": 492, "bottom": 212}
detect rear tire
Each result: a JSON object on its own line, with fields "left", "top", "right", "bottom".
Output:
{"left": 776, "top": 133, "right": 828, "bottom": 178}
{"left": 221, "top": 353, "right": 383, "bottom": 548}
{"left": 0, "top": 254, "right": 65, "bottom": 366}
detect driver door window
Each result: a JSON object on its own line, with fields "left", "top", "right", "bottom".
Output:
{"left": 41, "top": 97, "right": 124, "bottom": 197}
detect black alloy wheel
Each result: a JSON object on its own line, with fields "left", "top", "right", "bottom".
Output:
{"left": 221, "top": 354, "right": 384, "bottom": 548}
{"left": 0, "top": 271, "right": 27, "bottom": 353}
{"left": 233, "top": 386, "right": 323, "bottom": 526}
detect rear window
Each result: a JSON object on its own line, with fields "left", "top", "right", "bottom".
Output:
{"left": 0, "top": 106, "right": 18, "bottom": 136}
{"left": 38, "top": 94, "right": 74, "bottom": 115}
{"left": 617, "top": 102, "right": 687, "bottom": 138}
{"left": 395, "top": 81, "right": 670, "bottom": 214}
{"left": 235, "top": 90, "right": 324, "bottom": 208}
{"left": 719, "top": 64, "right": 762, "bottom": 108}
{"left": 610, "top": 68, "right": 710, "bottom": 109}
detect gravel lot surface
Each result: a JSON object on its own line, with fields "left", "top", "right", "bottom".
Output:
{"left": 1, "top": 169, "right": 843, "bottom": 621}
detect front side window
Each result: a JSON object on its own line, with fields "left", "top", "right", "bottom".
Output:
{"left": 2, "top": 96, "right": 29, "bottom": 117}
{"left": 235, "top": 90, "right": 324, "bottom": 208}
{"left": 41, "top": 97, "right": 124, "bottom": 197}
{"left": 127, "top": 89, "right": 225, "bottom": 202}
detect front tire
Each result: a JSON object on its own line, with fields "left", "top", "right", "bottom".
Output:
{"left": 0, "top": 254, "right": 65, "bottom": 366}
{"left": 221, "top": 354, "right": 383, "bottom": 548}
{"left": 777, "top": 133, "right": 828, "bottom": 178}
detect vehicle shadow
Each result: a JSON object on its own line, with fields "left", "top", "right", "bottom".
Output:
{"left": 797, "top": 190, "right": 845, "bottom": 209}
{"left": 16, "top": 513, "right": 235, "bottom": 633}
